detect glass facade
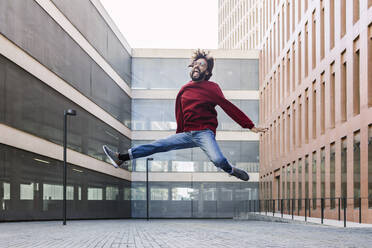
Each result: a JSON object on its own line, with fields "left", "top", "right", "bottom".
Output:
{"left": 131, "top": 181, "right": 258, "bottom": 218}
{"left": 131, "top": 140, "right": 259, "bottom": 173}
{"left": 0, "top": 144, "right": 131, "bottom": 221}
{"left": 51, "top": 0, "right": 132, "bottom": 84}
{"left": 132, "top": 58, "right": 259, "bottom": 90}
{"left": 132, "top": 99, "right": 259, "bottom": 131}
{"left": 0, "top": 0, "right": 131, "bottom": 127}
{"left": 0, "top": 55, "right": 131, "bottom": 165}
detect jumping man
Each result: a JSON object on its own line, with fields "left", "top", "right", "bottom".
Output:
{"left": 103, "top": 49, "right": 267, "bottom": 181}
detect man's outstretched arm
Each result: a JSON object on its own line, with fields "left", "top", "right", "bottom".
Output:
{"left": 213, "top": 84, "right": 267, "bottom": 133}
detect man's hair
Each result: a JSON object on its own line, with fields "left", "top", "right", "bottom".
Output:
{"left": 189, "top": 49, "right": 214, "bottom": 80}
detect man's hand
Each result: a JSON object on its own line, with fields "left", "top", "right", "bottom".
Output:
{"left": 251, "top": 127, "right": 268, "bottom": 133}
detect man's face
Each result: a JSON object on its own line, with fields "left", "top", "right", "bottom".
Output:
{"left": 190, "top": 58, "right": 209, "bottom": 82}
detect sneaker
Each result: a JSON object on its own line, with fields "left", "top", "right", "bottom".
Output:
{"left": 103, "top": 145, "right": 123, "bottom": 168}
{"left": 230, "top": 167, "right": 250, "bottom": 181}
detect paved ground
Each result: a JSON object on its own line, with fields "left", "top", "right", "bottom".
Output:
{"left": 0, "top": 219, "right": 371, "bottom": 248}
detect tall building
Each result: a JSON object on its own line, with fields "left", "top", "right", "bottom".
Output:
{"left": 130, "top": 49, "right": 260, "bottom": 218}
{"left": 219, "top": 0, "right": 372, "bottom": 223}
{"left": 0, "top": 0, "right": 260, "bottom": 221}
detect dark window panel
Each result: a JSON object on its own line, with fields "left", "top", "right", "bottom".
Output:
{"left": 132, "top": 58, "right": 259, "bottom": 90}
{"left": 0, "top": 144, "right": 131, "bottom": 221}
{"left": 132, "top": 99, "right": 258, "bottom": 131}
{"left": 0, "top": 57, "right": 5, "bottom": 122}
{"left": 0, "top": 0, "right": 131, "bottom": 126}
{"left": 51, "top": 0, "right": 132, "bottom": 84}
{"left": 1, "top": 55, "right": 130, "bottom": 165}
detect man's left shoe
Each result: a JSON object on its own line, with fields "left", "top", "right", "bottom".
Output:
{"left": 230, "top": 167, "right": 250, "bottom": 181}
{"left": 103, "top": 145, "right": 123, "bottom": 168}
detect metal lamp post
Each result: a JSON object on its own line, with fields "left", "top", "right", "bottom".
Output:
{"left": 146, "top": 157, "right": 153, "bottom": 221}
{"left": 63, "top": 109, "right": 76, "bottom": 225}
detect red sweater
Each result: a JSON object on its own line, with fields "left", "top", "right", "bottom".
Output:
{"left": 175, "top": 80, "right": 255, "bottom": 134}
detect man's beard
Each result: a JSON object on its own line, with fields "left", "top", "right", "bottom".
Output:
{"left": 190, "top": 69, "right": 206, "bottom": 81}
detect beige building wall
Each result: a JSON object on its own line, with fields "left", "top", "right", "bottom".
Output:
{"left": 219, "top": 0, "right": 372, "bottom": 223}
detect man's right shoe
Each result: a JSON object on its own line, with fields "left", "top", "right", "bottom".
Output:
{"left": 103, "top": 145, "right": 123, "bottom": 168}
{"left": 230, "top": 167, "right": 250, "bottom": 181}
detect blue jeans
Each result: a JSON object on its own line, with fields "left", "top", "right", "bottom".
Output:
{"left": 128, "top": 129, "right": 233, "bottom": 173}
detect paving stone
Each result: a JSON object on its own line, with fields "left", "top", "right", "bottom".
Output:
{"left": 0, "top": 219, "right": 371, "bottom": 248}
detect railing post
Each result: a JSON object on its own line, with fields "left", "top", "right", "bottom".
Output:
{"left": 305, "top": 198, "right": 307, "bottom": 222}
{"left": 273, "top": 199, "right": 275, "bottom": 216}
{"left": 308, "top": 198, "right": 311, "bottom": 217}
{"left": 338, "top": 197, "right": 341, "bottom": 221}
{"left": 321, "top": 198, "right": 324, "bottom": 224}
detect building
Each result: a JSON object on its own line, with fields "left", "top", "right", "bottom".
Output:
{"left": 130, "top": 49, "right": 260, "bottom": 218}
{"left": 0, "top": 0, "right": 260, "bottom": 221}
{"left": 219, "top": 0, "right": 372, "bottom": 223}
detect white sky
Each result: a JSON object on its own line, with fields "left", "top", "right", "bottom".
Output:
{"left": 100, "top": 0, "right": 218, "bottom": 49}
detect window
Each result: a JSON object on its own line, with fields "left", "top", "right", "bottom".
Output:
{"left": 287, "top": 165, "right": 291, "bottom": 199}
{"left": 305, "top": 156, "right": 309, "bottom": 201}
{"left": 341, "top": 0, "right": 346, "bottom": 37}
{"left": 282, "top": 167, "right": 286, "bottom": 199}
{"left": 292, "top": 161, "right": 296, "bottom": 202}
{"left": 106, "top": 186, "right": 119, "bottom": 200}
{"left": 320, "top": 0, "right": 325, "bottom": 60}
{"left": 330, "top": 0, "right": 335, "bottom": 49}
{"left": 132, "top": 187, "right": 145, "bottom": 200}
{"left": 298, "top": 158, "right": 302, "bottom": 209}
{"left": 292, "top": 102, "right": 296, "bottom": 149}
{"left": 353, "top": 0, "right": 360, "bottom": 24}
{"left": 369, "top": 24, "right": 372, "bottom": 107}
{"left": 172, "top": 187, "right": 193, "bottom": 201}
{"left": 123, "top": 188, "right": 131, "bottom": 200}
{"left": 330, "top": 62, "right": 336, "bottom": 128}
{"left": 321, "top": 147, "right": 325, "bottom": 199}
{"left": 354, "top": 131, "right": 360, "bottom": 208}
{"left": 312, "top": 10, "right": 317, "bottom": 69}
{"left": 298, "top": 97, "right": 302, "bottom": 147}
{"left": 341, "top": 51, "right": 347, "bottom": 121}
{"left": 312, "top": 151, "right": 317, "bottom": 209}
{"left": 298, "top": 33, "right": 302, "bottom": 81}
{"left": 312, "top": 81, "right": 317, "bottom": 139}
{"left": 287, "top": 52, "right": 291, "bottom": 96}
{"left": 43, "top": 184, "right": 73, "bottom": 200}
{"left": 341, "top": 137, "right": 347, "bottom": 199}
{"left": 321, "top": 74, "right": 325, "bottom": 134}
{"left": 88, "top": 187, "right": 103, "bottom": 201}
{"left": 305, "top": 22, "right": 309, "bottom": 77}
{"left": 151, "top": 188, "right": 168, "bottom": 200}
{"left": 369, "top": 125, "right": 372, "bottom": 208}
{"left": 353, "top": 37, "right": 360, "bottom": 116}
{"left": 305, "top": 89, "right": 309, "bottom": 143}
{"left": 20, "top": 183, "right": 34, "bottom": 200}
{"left": 330, "top": 142, "right": 336, "bottom": 208}
{"left": 2, "top": 182, "right": 10, "bottom": 200}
